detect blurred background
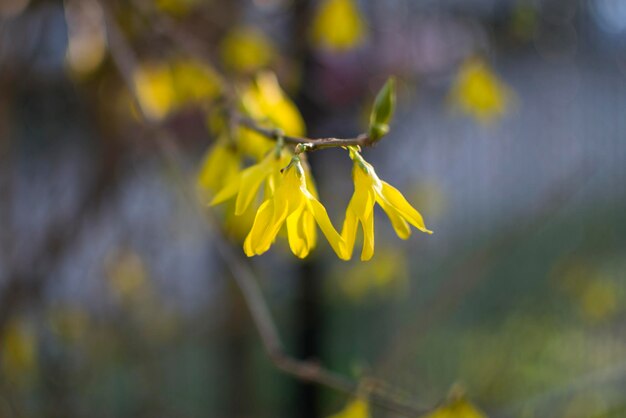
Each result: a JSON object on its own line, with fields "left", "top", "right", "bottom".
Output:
{"left": 1, "top": 0, "right": 626, "bottom": 417}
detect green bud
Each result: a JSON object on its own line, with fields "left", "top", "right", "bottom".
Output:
{"left": 368, "top": 77, "right": 396, "bottom": 141}
{"left": 368, "top": 123, "right": 389, "bottom": 141}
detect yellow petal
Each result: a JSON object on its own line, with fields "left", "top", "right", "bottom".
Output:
{"left": 307, "top": 198, "right": 347, "bottom": 260}
{"left": 210, "top": 174, "right": 241, "bottom": 206}
{"left": 360, "top": 212, "right": 375, "bottom": 261}
{"left": 352, "top": 167, "right": 376, "bottom": 221}
{"left": 235, "top": 163, "right": 271, "bottom": 215}
{"left": 341, "top": 205, "right": 358, "bottom": 260}
{"left": 286, "top": 204, "right": 315, "bottom": 258}
{"left": 377, "top": 196, "right": 412, "bottom": 240}
{"left": 244, "top": 197, "right": 289, "bottom": 256}
{"left": 380, "top": 181, "right": 432, "bottom": 234}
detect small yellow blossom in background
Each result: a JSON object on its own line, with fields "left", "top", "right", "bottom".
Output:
{"left": 197, "top": 139, "right": 240, "bottom": 195}
{"left": 1, "top": 318, "right": 38, "bottom": 386}
{"left": 328, "top": 398, "right": 370, "bottom": 418}
{"left": 338, "top": 248, "right": 408, "bottom": 302}
{"left": 422, "top": 396, "right": 487, "bottom": 418}
{"left": 551, "top": 259, "right": 622, "bottom": 322}
{"left": 311, "top": 0, "right": 366, "bottom": 52}
{"left": 133, "top": 62, "right": 176, "bottom": 120}
{"left": 220, "top": 26, "right": 276, "bottom": 73}
{"left": 448, "top": 57, "right": 514, "bottom": 124}
{"left": 238, "top": 71, "right": 306, "bottom": 159}
{"left": 48, "top": 307, "right": 90, "bottom": 344}
{"left": 105, "top": 249, "right": 149, "bottom": 302}
{"left": 170, "top": 58, "right": 223, "bottom": 105}
{"left": 132, "top": 59, "right": 222, "bottom": 120}
{"left": 580, "top": 279, "right": 618, "bottom": 321}
{"left": 244, "top": 157, "right": 347, "bottom": 259}
{"left": 155, "top": 0, "right": 199, "bottom": 16}
{"left": 342, "top": 147, "right": 432, "bottom": 261}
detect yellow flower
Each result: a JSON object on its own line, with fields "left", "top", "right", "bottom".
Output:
{"left": 220, "top": 26, "right": 275, "bottom": 73}
{"left": 133, "top": 62, "right": 176, "bottom": 120}
{"left": 197, "top": 139, "right": 240, "bottom": 194}
{"left": 1, "top": 318, "right": 38, "bottom": 386}
{"left": 448, "top": 57, "right": 513, "bottom": 124}
{"left": 244, "top": 157, "right": 347, "bottom": 260}
{"left": 238, "top": 71, "right": 306, "bottom": 159}
{"left": 311, "top": 0, "right": 365, "bottom": 52}
{"left": 170, "top": 58, "right": 222, "bottom": 105}
{"left": 210, "top": 149, "right": 291, "bottom": 216}
{"left": 342, "top": 148, "right": 432, "bottom": 261}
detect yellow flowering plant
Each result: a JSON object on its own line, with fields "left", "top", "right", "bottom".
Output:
{"left": 205, "top": 75, "right": 432, "bottom": 261}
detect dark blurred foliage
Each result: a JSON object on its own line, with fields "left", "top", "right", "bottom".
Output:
{"left": 1, "top": 0, "right": 626, "bottom": 417}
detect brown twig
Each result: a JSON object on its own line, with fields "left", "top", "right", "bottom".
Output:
{"left": 99, "top": 2, "right": 429, "bottom": 416}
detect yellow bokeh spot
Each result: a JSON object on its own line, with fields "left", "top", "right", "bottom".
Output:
{"left": 48, "top": 307, "right": 90, "bottom": 343}
{"left": 220, "top": 26, "right": 275, "bottom": 73}
{"left": 133, "top": 62, "right": 177, "bottom": 120}
{"left": 580, "top": 279, "right": 617, "bottom": 321}
{"left": 448, "top": 57, "right": 514, "bottom": 124}
{"left": 1, "top": 318, "right": 38, "bottom": 386}
{"left": 105, "top": 250, "right": 148, "bottom": 301}
{"left": 133, "top": 58, "right": 222, "bottom": 120}
{"left": 328, "top": 398, "right": 370, "bottom": 418}
{"left": 338, "top": 249, "right": 408, "bottom": 302}
{"left": 311, "top": 0, "right": 366, "bottom": 52}
{"left": 155, "top": 0, "right": 200, "bottom": 16}
{"left": 171, "top": 58, "right": 223, "bottom": 104}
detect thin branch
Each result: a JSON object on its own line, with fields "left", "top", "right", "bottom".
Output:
{"left": 235, "top": 113, "right": 374, "bottom": 151}
{"left": 99, "top": 2, "right": 429, "bottom": 416}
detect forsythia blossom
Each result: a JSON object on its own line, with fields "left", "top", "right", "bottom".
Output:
{"left": 448, "top": 56, "right": 513, "bottom": 124}
{"left": 210, "top": 149, "right": 291, "bottom": 216}
{"left": 342, "top": 147, "right": 432, "bottom": 261}
{"left": 244, "top": 157, "right": 347, "bottom": 259}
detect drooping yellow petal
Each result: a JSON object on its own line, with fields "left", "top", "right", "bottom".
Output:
{"left": 341, "top": 204, "right": 359, "bottom": 258}
{"left": 379, "top": 181, "right": 432, "bottom": 234}
{"left": 307, "top": 198, "right": 347, "bottom": 260}
{"left": 210, "top": 174, "right": 241, "bottom": 206}
{"left": 376, "top": 195, "right": 412, "bottom": 239}
{"left": 244, "top": 199, "right": 277, "bottom": 256}
{"left": 286, "top": 203, "right": 316, "bottom": 259}
{"left": 360, "top": 212, "right": 375, "bottom": 261}
{"left": 235, "top": 163, "right": 273, "bottom": 215}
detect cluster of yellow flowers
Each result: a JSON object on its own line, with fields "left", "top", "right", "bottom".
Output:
{"left": 198, "top": 73, "right": 432, "bottom": 261}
